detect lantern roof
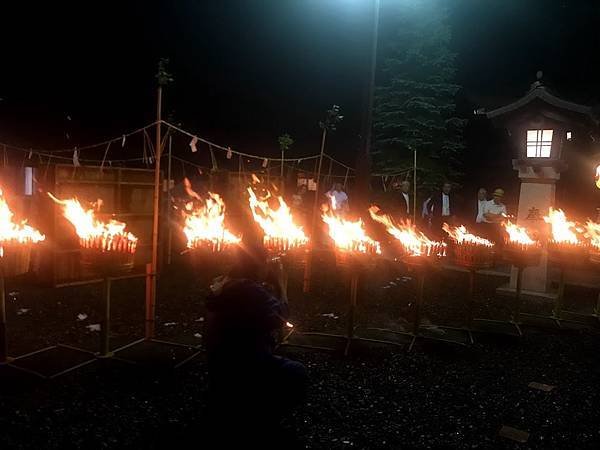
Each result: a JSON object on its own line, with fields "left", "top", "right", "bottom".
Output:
{"left": 475, "top": 71, "right": 594, "bottom": 121}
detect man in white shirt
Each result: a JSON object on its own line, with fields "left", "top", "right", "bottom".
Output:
{"left": 326, "top": 182, "right": 349, "bottom": 214}
{"left": 475, "top": 188, "right": 489, "bottom": 224}
{"left": 482, "top": 188, "right": 507, "bottom": 244}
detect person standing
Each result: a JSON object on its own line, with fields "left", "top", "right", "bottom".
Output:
{"left": 474, "top": 188, "right": 489, "bottom": 231}
{"left": 397, "top": 180, "right": 413, "bottom": 221}
{"left": 482, "top": 188, "right": 507, "bottom": 244}
{"left": 429, "top": 182, "right": 458, "bottom": 237}
{"left": 326, "top": 182, "right": 349, "bottom": 214}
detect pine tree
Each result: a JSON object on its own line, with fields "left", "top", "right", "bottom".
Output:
{"left": 373, "top": 0, "right": 465, "bottom": 188}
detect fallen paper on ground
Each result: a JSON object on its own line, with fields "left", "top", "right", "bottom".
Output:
{"left": 528, "top": 381, "right": 556, "bottom": 392}
{"left": 499, "top": 425, "right": 529, "bottom": 443}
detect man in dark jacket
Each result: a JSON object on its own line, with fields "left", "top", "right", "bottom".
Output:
{"left": 205, "top": 242, "right": 307, "bottom": 439}
{"left": 429, "top": 182, "right": 460, "bottom": 238}
{"left": 396, "top": 180, "right": 414, "bottom": 221}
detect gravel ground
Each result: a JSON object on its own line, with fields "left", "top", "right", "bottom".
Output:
{"left": 1, "top": 253, "right": 599, "bottom": 449}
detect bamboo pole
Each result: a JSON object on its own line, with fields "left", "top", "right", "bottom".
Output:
{"left": 413, "top": 149, "right": 417, "bottom": 224}
{"left": 0, "top": 277, "right": 7, "bottom": 363}
{"left": 303, "top": 128, "right": 327, "bottom": 293}
{"left": 148, "top": 85, "right": 162, "bottom": 339}
{"left": 167, "top": 135, "right": 173, "bottom": 265}
{"left": 280, "top": 148, "right": 285, "bottom": 193}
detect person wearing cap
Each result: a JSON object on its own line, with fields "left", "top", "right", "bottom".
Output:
{"left": 482, "top": 188, "right": 507, "bottom": 244}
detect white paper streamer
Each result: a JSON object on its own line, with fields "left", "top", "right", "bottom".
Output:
{"left": 190, "top": 136, "right": 198, "bottom": 153}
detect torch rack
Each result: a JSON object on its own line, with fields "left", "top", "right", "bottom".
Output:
{"left": 5, "top": 272, "right": 149, "bottom": 379}
{"left": 400, "top": 258, "right": 472, "bottom": 351}
{"left": 472, "top": 247, "right": 542, "bottom": 338}
{"left": 6, "top": 265, "right": 202, "bottom": 379}
{"left": 518, "top": 247, "right": 591, "bottom": 331}
{"left": 0, "top": 275, "right": 58, "bottom": 378}
{"left": 283, "top": 253, "right": 411, "bottom": 355}
{"left": 0, "top": 244, "right": 56, "bottom": 378}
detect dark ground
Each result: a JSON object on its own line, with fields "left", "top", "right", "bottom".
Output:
{"left": 1, "top": 253, "right": 599, "bottom": 449}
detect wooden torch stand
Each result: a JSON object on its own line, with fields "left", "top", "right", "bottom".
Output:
{"left": 473, "top": 265, "right": 524, "bottom": 337}
{"left": 519, "top": 259, "right": 594, "bottom": 330}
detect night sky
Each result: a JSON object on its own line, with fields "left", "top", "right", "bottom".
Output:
{"left": 1, "top": 0, "right": 599, "bottom": 165}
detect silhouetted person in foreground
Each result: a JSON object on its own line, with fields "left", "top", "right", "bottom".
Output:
{"left": 205, "top": 242, "right": 307, "bottom": 444}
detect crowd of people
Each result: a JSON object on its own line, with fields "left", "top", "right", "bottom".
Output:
{"left": 289, "top": 180, "right": 509, "bottom": 245}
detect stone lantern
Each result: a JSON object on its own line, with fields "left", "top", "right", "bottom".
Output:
{"left": 477, "top": 71, "right": 595, "bottom": 296}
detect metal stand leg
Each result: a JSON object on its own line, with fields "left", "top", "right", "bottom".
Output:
{"left": 99, "top": 277, "right": 113, "bottom": 358}
{"left": 466, "top": 270, "right": 475, "bottom": 344}
{"left": 0, "top": 276, "right": 8, "bottom": 364}
{"left": 552, "top": 266, "right": 565, "bottom": 327}
{"left": 512, "top": 266, "right": 524, "bottom": 336}
{"left": 408, "top": 272, "right": 425, "bottom": 352}
{"left": 344, "top": 272, "right": 359, "bottom": 356}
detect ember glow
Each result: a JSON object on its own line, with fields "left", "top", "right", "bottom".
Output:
{"left": 543, "top": 208, "right": 581, "bottom": 244}
{"left": 503, "top": 221, "right": 536, "bottom": 245}
{"left": 368, "top": 206, "right": 444, "bottom": 257}
{"left": 48, "top": 193, "right": 137, "bottom": 253}
{"left": 247, "top": 184, "right": 308, "bottom": 252}
{"left": 182, "top": 179, "right": 240, "bottom": 251}
{"left": 595, "top": 165, "right": 600, "bottom": 189}
{"left": 323, "top": 208, "right": 380, "bottom": 255}
{"left": 443, "top": 223, "right": 493, "bottom": 247}
{"left": 0, "top": 189, "right": 45, "bottom": 255}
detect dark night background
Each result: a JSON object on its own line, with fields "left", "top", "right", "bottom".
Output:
{"left": 1, "top": 0, "right": 599, "bottom": 185}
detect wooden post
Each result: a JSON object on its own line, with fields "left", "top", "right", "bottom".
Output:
{"left": 149, "top": 84, "right": 162, "bottom": 340}
{"left": 145, "top": 262, "right": 155, "bottom": 339}
{"left": 280, "top": 149, "right": 285, "bottom": 193}
{"left": 413, "top": 150, "right": 417, "bottom": 224}
{"left": 167, "top": 135, "right": 173, "bottom": 265}
{"left": 303, "top": 128, "right": 327, "bottom": 293}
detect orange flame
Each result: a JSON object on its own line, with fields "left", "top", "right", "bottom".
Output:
{"left": 181, "top": 179, "right": 240, "bottom": 250}
{"left": 0, "top": 189, "right": 45, "bottom": 256}
{"left": 322, "top": 208, "right": 381, "bottom": 255}
{"left": 247, "top": 183, "right": 308, "bottom": 251}
{"left": 443, "top": 223, "right": 493, "bottom": 247}
{"left": 368, "top": 206, "right": 443, "bottom": 257}
{"left": 48, "top": 193, "right": 137, "bottom": 252}
{"left": 596, "top": 165, "right": 600, "bottom": 189}
{"left": 585, "top": 220, "right": 600, "bottom": 250}
{"left": 503, "top": 220, "right": 536, "bottom": 245}
{"left": 543, "top": 208, "right": 581, "bottom": 244}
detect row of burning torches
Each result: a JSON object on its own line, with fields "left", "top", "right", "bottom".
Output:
{"left": 3, "top": 180, "right": 600, "bottom": 267}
